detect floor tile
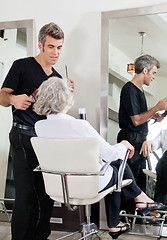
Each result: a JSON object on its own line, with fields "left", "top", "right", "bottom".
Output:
{"left": 1, "top": 221, "right": 167, "bottom": 240}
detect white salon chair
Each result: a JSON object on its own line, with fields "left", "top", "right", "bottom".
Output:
{"left": 31, "top": 137, "right": 131, "bottom": 240}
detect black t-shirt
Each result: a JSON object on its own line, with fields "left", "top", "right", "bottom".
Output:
{"left": 2, "top": 57, "right": 62, "bottom": 126}
{"left": 118, "top": 81, "right": 148, "bottom": 135}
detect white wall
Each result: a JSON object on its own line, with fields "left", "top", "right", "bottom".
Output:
{"left": 0, "top": 0, "right": 167, "bottom": 198}
{"left": 109, "top": 44, "right": 133, "bottom": 83}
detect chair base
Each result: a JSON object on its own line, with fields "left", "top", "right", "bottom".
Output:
{"left": 120, "top": 209, "right": 167, "bottom": 239}
{"left": 54, "top": 222, "right": 99, "bottom": 240}
{"left": 80, "top": 222, "right": 99, "bottom": 240}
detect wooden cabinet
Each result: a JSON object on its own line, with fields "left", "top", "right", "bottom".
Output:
{"left": 50, "top": 201, "right": 85, "bottom": 231}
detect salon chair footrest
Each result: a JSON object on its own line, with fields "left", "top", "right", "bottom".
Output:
{"left": 119, "top": 210, "right": 167, "bottom": 239}
{"left": 120, "top": 211, "right": 166, "bottom": 221}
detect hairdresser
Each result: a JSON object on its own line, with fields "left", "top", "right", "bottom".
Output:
{"left": 0, "top": 22, "right": 74, "bottom": 240}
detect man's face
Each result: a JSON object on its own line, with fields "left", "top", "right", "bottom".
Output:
{"left": 144, "top": 65, "right": 157, "bottom": 86}
{"left": 39, "top": 35, "right": 64, "bottom": 65}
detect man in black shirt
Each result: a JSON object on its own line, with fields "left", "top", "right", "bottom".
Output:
{"left": 117, "top": 54, "right": 167, "bottom": 192}
{"left": 0, "top": 22, "right": 74, "bottom": 240}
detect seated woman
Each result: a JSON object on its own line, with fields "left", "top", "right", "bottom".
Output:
{"left": 140, "top": 130, "right": 167, "bottom": 204}
{"left": 33, "top": 77, "right": 164, "bottom": 239}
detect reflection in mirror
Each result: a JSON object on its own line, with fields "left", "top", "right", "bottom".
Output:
{"left": 100, "top": 5, "right": 167, "bottom": 232}
{"left": 108, "top": 13, "right": 167, "bottom": 148}
{"left": 108, "top": 14, "right": 167, "bottom": 193}
{"left": 0, "top": 20, "right": 34, "bottom": 204}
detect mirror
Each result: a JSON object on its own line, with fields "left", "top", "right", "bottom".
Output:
{"left": 108, "top": 13, "right": 167, "bottom": 144}
{"left": 100, "top": 4, "right": 167, "bottom": 232}
{"left": 101, "top": 3, "right": 167, "bottom": 150}
{"left": 0, "top": 20, "right": 35, "bottom": 201}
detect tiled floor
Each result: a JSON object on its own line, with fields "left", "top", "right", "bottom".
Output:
{"left": 1, "top": 221, "right": 167, "bottom": 240}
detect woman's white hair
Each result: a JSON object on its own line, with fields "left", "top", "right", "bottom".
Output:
{"left": 33, "top": 77, "right": 74, "bottom": 115}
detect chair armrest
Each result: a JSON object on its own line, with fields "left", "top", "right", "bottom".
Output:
{"left": 146, "top": 155, "right": 152, "bottom": 170}
{"left": 0, "top": 198, "right": 15, "bottom": 202}
{"left": 34, "top": 164, "right": 112, "bottom": 211}
{"left": 34, "top": 166, "right": 108, "bottom": 176}
{"left": 152, "top": 151, "right": 160, "bottom": 162}
{"left": 34, "top": 166, "right": 108, "bottom": 211}
{"left": 146, "top": 151, "right": 159, "bottom": 172}
{"left": 115, "top": 149, "right": 130, "bottom": 192}
{"left": 34, "top": 153, "right": 129, "bottom": 210}
{"left": 99, "top": 162, "right": 111, "bottom": 175}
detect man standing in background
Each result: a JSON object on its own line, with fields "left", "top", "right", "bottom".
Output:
{"left": 117, "top": 54, "right": 167, "bottom": 192}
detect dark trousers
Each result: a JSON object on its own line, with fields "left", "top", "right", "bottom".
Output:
{"left": 117, "top": 129, "right": 147, "bottom": 192}
{"left": 104, "top": 159, "right": 141, "bottom": 228}
{"left": 9, "top": 126, "right": 54, "bottom": 240}
{"left": 155, "top": 150, "right": 167, "bottom": 204}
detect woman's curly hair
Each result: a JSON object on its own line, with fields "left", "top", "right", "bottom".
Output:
{"left": 33, "top": 77, "right": 74, "bottom": 115}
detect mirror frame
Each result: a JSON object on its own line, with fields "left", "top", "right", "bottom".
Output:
{"left": 0, "top": 19, "right": 35, "bottom": 56}
{"left": 100, "top": 3, "right": 167, "bottom": 140}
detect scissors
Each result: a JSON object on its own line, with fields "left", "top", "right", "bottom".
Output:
{"left": 151, "top": 110, "right": 167, "bottom": 124}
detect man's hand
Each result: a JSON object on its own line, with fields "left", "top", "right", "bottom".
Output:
{"left": 140, "top": 141, "right": 152, "bottom": 157}
{"left": 10, "top": 94, "right": 35, "bottom": 110}
{"left": 156, "top": 97, "right": 167, "bottom": 111}
{"left": 152, "top": 112, "right": 164, "bottom": 122}
{"left": 121, "top": 140, "right": 134, "bottom": 159}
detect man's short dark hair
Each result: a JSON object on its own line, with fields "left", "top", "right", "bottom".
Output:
{"left": 134, "top": 54, "right": 160, "bottom": 74}
{"left": 38, "top": 22, "right": 64, "bottom": 46}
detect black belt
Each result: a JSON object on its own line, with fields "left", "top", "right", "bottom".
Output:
{"left": 13, "top": 122, "right": 35, "bottom": 131}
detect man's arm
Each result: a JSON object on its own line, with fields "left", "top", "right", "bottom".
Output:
{"left": 0, "top": 88, "right": 14, "bottom": 107}
{"left": 130, "top": 97, "right": 167, "bottom": 126}
{"left": 0, "top": 88, "right": 35, "bottom": 110}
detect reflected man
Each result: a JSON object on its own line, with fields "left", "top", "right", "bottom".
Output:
{"left": 117, "top": 54, "right": 167, "bottom": 192}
